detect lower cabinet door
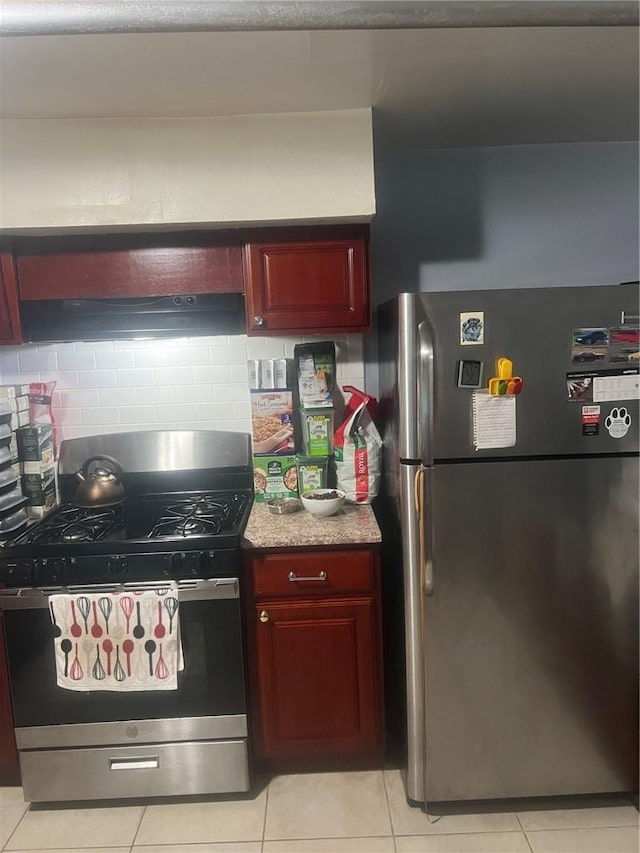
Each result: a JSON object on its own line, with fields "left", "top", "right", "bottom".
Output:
{"left": 253, "top": 598, "right": 381, "bottom": 760}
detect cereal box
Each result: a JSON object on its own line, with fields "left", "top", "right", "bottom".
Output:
{"left": 253, "top": 455, "right": 298, "bottom": 502}
{"left": 250, "top": 390, "right": 295, "bottom": 456}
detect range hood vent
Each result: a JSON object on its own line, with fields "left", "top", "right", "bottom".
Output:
{"left": 20, "top": 293, "right": 245, "bottom": 343}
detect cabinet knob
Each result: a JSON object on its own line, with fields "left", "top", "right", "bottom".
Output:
{"left": 253, "top": 315, "right": 265, "bottom": 327}
{"left": 259, "top": 610, "right": 269, "bottom": 623}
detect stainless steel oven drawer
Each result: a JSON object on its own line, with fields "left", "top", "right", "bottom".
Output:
{"left": 19, "top": 738, "right": 249, "bottom": 802}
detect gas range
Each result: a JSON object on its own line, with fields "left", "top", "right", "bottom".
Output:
{"left": 0, "top": 430, "right": 254, "bottom": 591}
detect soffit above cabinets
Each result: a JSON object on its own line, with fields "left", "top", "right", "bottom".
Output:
{"left": 0, "top": 25, "right": 637, "bottom": 149}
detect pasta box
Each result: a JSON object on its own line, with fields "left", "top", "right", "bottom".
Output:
{"left": 252, "top": 455, "right": 298, "bottom": 502}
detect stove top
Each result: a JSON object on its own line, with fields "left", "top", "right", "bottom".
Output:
{"left": 0, "top": 430, "right": 254, "bottom": 590}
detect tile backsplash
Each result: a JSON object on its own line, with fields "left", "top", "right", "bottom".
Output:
{"left": 0, "top": 334, "right": 366, "bottom": 444}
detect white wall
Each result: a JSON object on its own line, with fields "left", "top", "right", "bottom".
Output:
{"left": 0, "top": 109, "right": 375, "bottom": 231}
{"left": 0, "top": 334, "right": 366, "bottom": 444}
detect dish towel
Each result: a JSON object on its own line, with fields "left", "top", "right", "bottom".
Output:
{"left": 49, "top": 587, "right": 183, "bottom": 692}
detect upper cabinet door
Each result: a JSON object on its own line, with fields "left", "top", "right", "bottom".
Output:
{"left": 243, "top": 226, "right": 370, "bottom": 335}
{"left": 0, "top": 253, "right": 22, "bottom": 346}
{"left": 16, "top": 232, "right": 244, "bottom": 300}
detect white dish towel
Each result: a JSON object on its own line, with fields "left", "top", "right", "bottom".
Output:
{"left": 49, "top": 586, "right": 182, "bottom": 692}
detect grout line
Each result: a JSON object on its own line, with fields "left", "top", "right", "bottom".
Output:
{"left": 381, "top": 767, "right": 395, "bottom": 837}
{"left": 129, "top": 803, "right": 147, "bottom": 850}
{"left": 261, "top": 776, "right": 270, "bottom": 852}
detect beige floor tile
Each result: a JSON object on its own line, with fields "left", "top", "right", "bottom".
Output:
{"left": 264, "top": 838, "right": 395, "bottom": 853}
{"left": 4, "top": 805, "right": 144, "bottom": 850}
{"left": 395, "top": 831, "right": 531, "bottom": 852}
{"left": 0, "top": 788, "right": 28, "bottom": 810}
{"left": 517, "top": 797, "right": 639, "bottom": 830}
{"left": 135, "top": 791, "right": 267, "bottom": 845}
{"left": 0, "top": 806, "right": 29, "bottom": 848}
{"left": 265, "top": 771, "right": 392, "bottom": 841}
{"left": 132, "top": 845, "right": 261, "bottom": 853}
{"left": 384, "top": 770, "right": 520, "bottom": 837}
{"left": 526, "top": 825, "right": 640, "bottom": 853}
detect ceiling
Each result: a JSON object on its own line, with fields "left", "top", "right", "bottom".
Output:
{"left": 0, "top": 24, "right": 638, "bottom": 149}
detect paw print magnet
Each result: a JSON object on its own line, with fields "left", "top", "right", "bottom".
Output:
{"left": 605, "top": 407, "right": 631, "bottom": 439}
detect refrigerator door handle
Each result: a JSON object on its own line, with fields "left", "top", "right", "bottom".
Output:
{"left": 414, "top": 465, "right": 434, "bottom": 596}
{"left": 417, "top": 320, "right": 435, "bottom": 467}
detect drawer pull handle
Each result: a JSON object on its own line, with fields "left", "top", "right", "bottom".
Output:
{"left": 288, "top": 571, "right": 328, "bottom": 582}
{"left": 109, "top": 757, "right": 159, "bottom": 771}
{"left": 259, "top": 610, "right": 269, "bottom": 623}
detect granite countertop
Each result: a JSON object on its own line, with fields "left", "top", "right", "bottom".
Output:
{"left": 242, "top": 502, "right": 382, "bottom": 550}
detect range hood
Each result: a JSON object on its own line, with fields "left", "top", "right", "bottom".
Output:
{"left": 19, "top": 292, "right": 245, "bottom": 343}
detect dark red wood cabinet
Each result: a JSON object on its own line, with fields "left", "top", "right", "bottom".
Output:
{"left": 0, "top": 252, "right": 22, "bottom": 345}
{"left": 245, "top": 547, "right": 384, "bottom": 770}
{"left": 243, "top": 225, "right": 371, "bottom": 336}
{"left": 0, "top": 612, "right": 20, "bottom": 785}
{"left": 14, "top": 231, "right": 245, "bottom": 301}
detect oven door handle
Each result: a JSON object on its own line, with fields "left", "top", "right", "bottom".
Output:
{"left": 0, "top": 578, "right": 239, "bottom": 609}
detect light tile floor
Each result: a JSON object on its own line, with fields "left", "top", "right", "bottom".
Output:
{"left": 0, "top": 770, "right": 638, "bottom": 853}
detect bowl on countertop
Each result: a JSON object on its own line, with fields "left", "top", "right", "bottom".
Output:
{"left": 300, "top": 489, "right": 346, "bottom": 518}
{"left": 266, "top": 498, "right": 302, "bottom": 515}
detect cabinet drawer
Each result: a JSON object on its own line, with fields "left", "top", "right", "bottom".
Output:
{"left": 252, "top": 550, "right": 374, "bottom": 598}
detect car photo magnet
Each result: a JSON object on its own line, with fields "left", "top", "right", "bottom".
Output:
{"left": 581, "top": 405, "right": 600, "bottom": 436}
{"left": 605, "top": 407, "right": 631, "bottom": 439}
{"left": 460, "top": 312, "right": 484, "bottom": 345}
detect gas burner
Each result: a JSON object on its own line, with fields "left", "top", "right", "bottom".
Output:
{"left": 149, "top": 514, "right": 223, "bottom": 539}
{"left": 61, "top": 525, "right": 90, "bottom": 543}
{"left": 166, "top": 499, "right": 227, "bottom": 518}
{"left": 18, "top": 504, "right": 124, "bottom": 546}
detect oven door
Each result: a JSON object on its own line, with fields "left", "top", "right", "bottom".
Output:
{"left": 0, "top": 578, "right": 246, "bottom": 742}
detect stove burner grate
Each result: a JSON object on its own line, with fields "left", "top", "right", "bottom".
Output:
{"left": 23, "top": 506, "right": 124, "bottom": 545}
{"left": 147, "top": 493, "right": 245, "bottom": 539}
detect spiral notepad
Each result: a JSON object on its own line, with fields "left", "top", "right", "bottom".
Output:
{"left": 472, "top": 390, "right": 516, "bottom": 450}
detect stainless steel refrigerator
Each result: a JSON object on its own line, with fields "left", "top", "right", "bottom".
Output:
{"left": 377, "top": 283, "right": 639, "bottom": 805}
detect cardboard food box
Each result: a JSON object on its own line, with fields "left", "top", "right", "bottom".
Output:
{"left": 250, "top": 390, "right": 295, "bottom": 456}
{"left": 301, "top": 409, "right": 334, "bottom": 457}
{"left": 253, "top": 455, "right": 298, "bottom": 502}
{"left": 22, "top": 464, "right": 57, "bottom": 515}
{"left": 297, "top": 455, "right": 329, "bottom": 494}
{"left": 17, "top": 424, "right": 54, "bottom": 465}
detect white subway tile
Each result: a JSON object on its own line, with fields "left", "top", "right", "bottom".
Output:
{"left": 231, "top": 401, "right": 251, "bottom": 420}
{"left": 57, "top": 389, "right": 100, "bottom": 408}
{"left": 78, "top": 370, "right": 117, "bottom": 389}
{"left": 82, "top": 407, "right": 120, "bottom": 425}
{"left": 229, "top": 363, "right": 250, "bottom": 384}
{"left": 113, "top": 338, "right": 159, "bottom": 350}
{"left": 215, "top": 421, "right": 252, "bottom": 434}
{"left": 195, "top": 402, "right": 235, "bottom": 421}
{"left": 18, "top": 349, "right": 57, "bottom": 372}
{"left": 157, "top": 403, "right": 197, "bottom": 422}
{"left": 118, "top": 406, "right": 159, "bottom": 424}
{"left": 58, "top": 351, "right": 97, "bottom": 371}
{"left": 56, "top": 371, "right": 81, "bottom": 389}
{"left": 192, "top": 365, "right": 231, "bottom": 384}
{"left": 0, "top": 350, "right": 21, "bottom": 377}
{"left": 245, "top": 339, "right": 287, "bottom": 359}
{"left": 174, "top": 384, "right": 213, "bottom": 404}
{"left": 154, "top": 366, "right": 193, "bottom": 385}
{"left": 59, "top": 426, "right": 97, "bottom": 440}
{"left": 133, "top": 349, "right": 177, "bottom": 368}
{"left": 95, "top": 350, "right": 134, "bottom": 370}
{"left": 212, "top": 385, "right": 251, "bottom": 403}
{"left": 55, "top": 407, "right": 84, "bottom": 426}
{"left": 114, "top": 368, "right": 156, "bottom": 387}
{"left": 209, "top": 342, "right": 250, "bottom": 364}
{"left": 99, "top": 388, "right": 138, "bottom": 406}
{"left": 76, "top": 340, "right": 114, "bottom": 351}
{"left": 137, "top": 386, "right": 176, "bottom": 405}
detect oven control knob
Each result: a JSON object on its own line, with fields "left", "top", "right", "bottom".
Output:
{"left": 108, "top": 557, "right": 128, "bottom": 577}
{"left": 173, "top": 551, "right": 207, "bottom": 577}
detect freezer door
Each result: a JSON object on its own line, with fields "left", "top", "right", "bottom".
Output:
{"left": 420, "top": 283, "right": 639, "bottom": 459}
{"left": 421, "top": 455, "right": 639, "bottom": 802}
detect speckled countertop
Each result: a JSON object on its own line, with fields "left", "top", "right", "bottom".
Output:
{"left": 242, "top": 502, "right": 381, "bottom": 550}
